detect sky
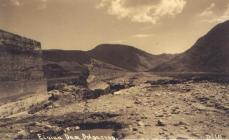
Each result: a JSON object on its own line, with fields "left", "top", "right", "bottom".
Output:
{"left": 0, "top": 0, "right": 229, "bottom": 54}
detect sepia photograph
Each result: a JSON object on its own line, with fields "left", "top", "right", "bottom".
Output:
{"left": 0, "top": 0, "right": 228, "bottom": 139}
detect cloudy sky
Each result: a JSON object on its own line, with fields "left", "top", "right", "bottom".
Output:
{"left": 0, "top": 0, "right": 229, "bottom": 54}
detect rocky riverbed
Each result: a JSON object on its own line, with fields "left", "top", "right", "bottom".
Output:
{"left": 0, "top": 72, "right": 228, "bottom": 139}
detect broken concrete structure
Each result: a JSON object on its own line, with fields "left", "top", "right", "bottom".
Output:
{"left": 0, "top": 30, "right": 46, "bottom": 99}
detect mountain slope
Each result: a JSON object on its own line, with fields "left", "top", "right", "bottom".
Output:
{"left": 43, "top": 50, "right": 91, "bottom": 64}
{"left": 43, "top": 44, "right": 175, "bottom": 72}
{"left": 89, "top": 44, "right": 175, "bottom": 71}
{"left": 152, "top": 20, "right": 229, "bottom": 73}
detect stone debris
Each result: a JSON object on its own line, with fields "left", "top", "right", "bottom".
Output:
{"left": 0, "top": 72, "right": 228, "bottom": 139}
{"left": 156, "top": 119, "right": 166, "bottom": 126}
{"left": 137, "top": 121, "right": 145, "bottom": 127}
{"left": 174, "top": 121, "right": 188, "bottom": 126}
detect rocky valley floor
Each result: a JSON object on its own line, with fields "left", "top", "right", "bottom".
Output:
{"left": 0, "top": 72, "right": 228, "bottom": 139}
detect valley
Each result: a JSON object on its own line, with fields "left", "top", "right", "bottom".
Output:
{"left": 0, "top": 19, "right": 229, "bottom": 140}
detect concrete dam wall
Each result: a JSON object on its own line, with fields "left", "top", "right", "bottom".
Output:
{"left": 0, "top": 30, "right": 47, "bottom": 99}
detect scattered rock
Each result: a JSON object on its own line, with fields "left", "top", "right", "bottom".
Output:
{"left": 196, "top": 96, "right": 210, "bottom": 103}
{"left": 159, "top": 132, "right": 165, "bottom": 135}
{"left": 17, "top": 129, "right": 27, "bottom": 136}
{"left": 174, "top": 121, "right": 188, "bottom": 126}
{"left": 134, "top": 100, "right": 141, "bottom": 105}
{"left": 182, "top": 88, "right": 191, "bottom": 92}
{"left": 141, "top": 116, "right": 148, "bottom": 119}
{"left": 64, "top": 127, "right": 70, "bottom": 133}
{"left": 75, "top": 126, "right": 80, "bottom": 130}
{"left": 132, "top": 128, "right": 138, "bottom": 131}
{"left": 114, "top": 91, "right": 122, "bottom": 95}
{"left": 156, "top": 119, "right": 166, "bottom": 126}
{"left": 155, "top": 93, "right": 161, "bottom": 96}
{"left": 191, "top": 132, "right": 201, "bottom": 137}
{"left": 48, "top": 90, "right": 61, "bottom": 101}
{"left": 176, "top": 136, "right": 188, "bottom": 139}
{"left": 161, "top": 128, "right": 167, "bottom": 131}
{"left": 155, "top": 114, "right": 164, "bottom": 117}
{"left": 171, "top": 107, "right": 180, "bottom": 114}
{"left": 53, "top": 103, "right": 61, "bottom": 108}
{"left": 126, "top": 106, "right": 132, "bottom": 109}
{"left": 137, "top": 121, "right": 145, "bottom": 127}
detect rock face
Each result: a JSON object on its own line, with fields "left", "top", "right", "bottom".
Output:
{"left": 0, "top": 30, "right": 46, "bottom": 99}
{"left": 152, "top": 20, "right": 229, "bottom": 73}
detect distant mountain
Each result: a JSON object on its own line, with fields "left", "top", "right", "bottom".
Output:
{"left": 43, "top": 44, "right": 175, "bottom": 72}
{"left": 152, "top": 20, "right": 229, "bottom": 73}
{"left": 43, "top": 50, "right": 91, "bottom": 64}
{"left": 88, "top": 44, "right": 175, "bottom": 71}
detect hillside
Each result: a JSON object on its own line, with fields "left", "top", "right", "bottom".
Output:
{"left": 43, "top": 44, "right": 175, "bottom": 72}
{"left": 152, "top": 20, "right": 229, "bottom": 73}
{"left": 89, "top": 44, "right": 175, "bottom": 71}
